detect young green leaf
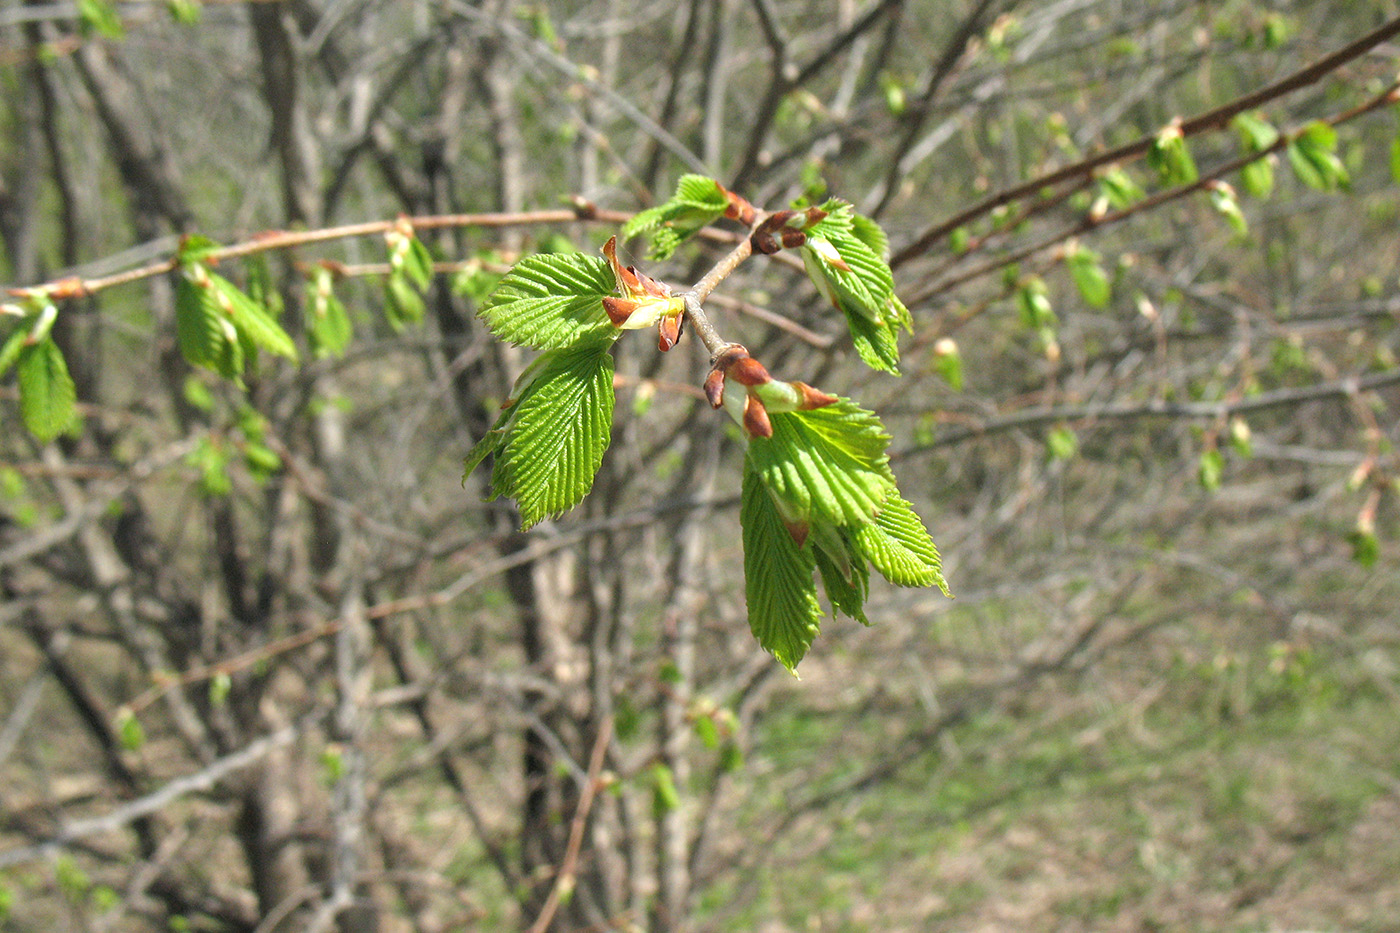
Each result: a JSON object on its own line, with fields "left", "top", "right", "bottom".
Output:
{"left": 1287, "top": 121, "right": 1349, "bottom": 191}
{"left": 78, "top": 0, "right": 124, "bottom": 38}
{"left": 1147, "top": 125, "right": 1198, "bottom": 186}
{"left": 385, "top": 271, "right": 426, "bottom": 331}
{"left": 1198, "top": 447, "right": 1224, "bottom": 490}
{"left": 742, "top": 458, "right": 822, "bottom": 673}
{"left": 852, "top": 493, "right": 950, "bottom": 594}
{"left": 1097, "top": 165, "right": 1145, "bottom": 209}
{"left": 622, "top": 174, "right": 731, "bottom": 260}
{"left": 932, "top": 337, "right": 964, "bottom": 392}
{"left": 167, "top": 0, "right": 202, "bottom": 24}
{"left": 17, "top": 337, "right": 78, "bottom": 441}
{"left": 484, "top": 340, "right": 616, "bottom": 529}
{"left": 802, "top": 202, "right": 906, "bottom": 372}
{"left": 306, "top": 267, "right": 353, "bottom": 358}
{"left": 1066, "top": 245, "right": 1111, "bottom": 309}
{"left": 1348, "top": 526, "right": 1380, "bottom": 568}
{"left": 1046, "top": 425, "right": 1078, "bottom": 461}
{"left": 1208, "top": 183, "right": 1248, "bottom": 236}
{"left": 745, "top": 398, "right": 896, "bottom": 530}
{"left": 1232, "top": 111, "right": 1280, "bottom": 153}
{"left": 0, "top": 321, "right": 31, "bottom": 380}
{"left": 1239, "top": 153, "right": 1275, "bottom": 199}
{"left": 176, "top": 270, "right": 242, "bottom": 378}
{"left": 176, "top": 263, "right": 297, "bottom": 375}
{"left": 208, "top": 274, "right": 297, "bottom": 362}
{"left": 479, "top": 253, "right": 618, "bottom": 349}
{"left": 813, "top": 537, "right": 870, "bottom": 626}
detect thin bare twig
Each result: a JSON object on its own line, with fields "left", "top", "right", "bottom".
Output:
{"left": 525, "top": 716, "right": 614, "bottom": 933}
{"left": 892, "top": 12, "right": 1400, "bottom": 266}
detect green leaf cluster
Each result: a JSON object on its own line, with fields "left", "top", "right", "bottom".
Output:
{"left": 1147, "top": 126, "right": 1198, "bottom": 186}
{"left": 741, "top": 400, "right": 949, "bottom": 672}
{"left": 460, "top": 177, "right": 949, "bottom": 667}
{"left": 1287, "top": 121, "right": 1349, "bottom": 192}
{"left": 384, "top": 227, "right": 434, "bottom": 330}
{"left": 305, "top": 266, "right": 353, "bottom": 359}
{"left": 801, "top": 200, "right": 910, "bottom": 374}
{"left": 622, "top": 174, "right": 731, "bottom": 260}
{"left": 175, "top": 251, "right": 297, "bottom": 379}
{"left": 1232, "top": 111, "right": 1279, "bottom": 198}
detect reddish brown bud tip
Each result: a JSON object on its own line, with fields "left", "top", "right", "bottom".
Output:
{"left": 723, "top": 188, "right": 756, "bottom": 227}
{"left": 727, "top": 355, "right": 772, "bottom": 387}
{"left": 803, "top": 206, "right": 829, "bottom": 226}
{"left": 636, "top": 270, "right": 671, "bottom": 300}
{"left": 657, "top": 314, "right": 682, "bottom": 352}
{"left": 750, "top": 231, "right": 781, "bottom": 254}
{"left": 704, "top": 368, "right": 726, "bottom": 408}
{"left": 780, "top": 229, "right": 807, "bottom": 249}
{"left": 743, "top": 394, "right": 773, "bottom": 439}
{"left": 602, "top": 296, "right": 638, "bottom": 326}
{"left": 784, "top": 519, "right": 810, "bottom": 548}
{"left": 793, "top": 381, "right": 838, "bottom": 410}
{"left": 603, "top": 236, "right": 644, "bottom": 294}
{"left": 48, "top": 277, "right": 88, "bottom": 300}
{"left": 569, "top": 196, "right": 598, "bottom": 219}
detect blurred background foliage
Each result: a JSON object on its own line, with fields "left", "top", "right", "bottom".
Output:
{"left": 2, "top": 0, "right": 1400, "bottom": 930}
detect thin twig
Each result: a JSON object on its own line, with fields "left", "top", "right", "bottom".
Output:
{"left": 0, "top": 724, "right": 302, "bottom": 870}
{"left": 892, "top": 12, "right": 1400, "bottom": 266}
{"left": 525, "top": 716, "right": 614, "bottom": 933}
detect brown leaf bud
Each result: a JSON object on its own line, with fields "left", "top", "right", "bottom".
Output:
{"left": 726, "top": 355, "right": 772, "bottom": 387}
{"left": 657, "top": 313, "right": 683, "bottom": 352}
{"left": 602, "top": 296, "right": 638, "bottom": 326}
{"left": 792, "top": 381, "right": 837, "bottom": 410}
{"left": 704, "top": 368, "right": 726, "bottom": 409}
{"left": 723, "top": 187, "right": 757, "bottom": 227}
{"left": 742, "top": 394, "right": 773, "bottom": 439}
{"left": 780, "top": 229, "right": 808, "bottom": 249}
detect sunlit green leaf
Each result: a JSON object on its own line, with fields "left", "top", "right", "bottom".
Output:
{"left": 745, "top": 398, "right": 896, "bottom": 528}
{"left": 1198, "top": 447, "right": 1224, "bottom": 491}
{"left": 17, "top": 337, "right": 77, "bottom": 441}
{"left": 167, "top": 0, "right": 202, "bottom": 24}
{"left": 1097, "top": 166, "right": 1145, "bottom": 209}
{"left": 306, "top": 268, "right": 352, "bottom": 358}
{"left": 622, "top": 174, "right": 730, "bottom": 260}
{"left": 853, "top": 493, "right": 950, "bottom": 593}
{"left": 385, "top": 272, "right": 425, "bottom": 331}
{"left": 486, "top": 340, "right": 616, "bottom": 529}
{"left": 1066, "top": 246, "right": 1111, "bottom": 309}
{"left": 78, "top": 0, "right": 124, "bottom": 38}
{"left": 1046, "top": 425, "right": 1077, "bottom": 461}
{"left": 742, "top": 458, "right": 821, "bottom": 673}
{"left": 1287, "top": 121, "right": 1348, "bottom": 191}
{"left": 1348, "top": 527, "right": 1379, "bottom": 568}
{"left": 1147, "top": 127, "right": 1198, "bottom": 186}
{"left": 1208, "top": 184, "right": 1248, "bottom": 236}
{"left": 209, "top": 274, "right": 297, "bottom": 361}
{"left": 479, "top": 253, "right": 617, "bottom": 349}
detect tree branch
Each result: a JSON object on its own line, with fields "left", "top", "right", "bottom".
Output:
{"left": 892, "top": 12, "right": 1400, "bottom": 266}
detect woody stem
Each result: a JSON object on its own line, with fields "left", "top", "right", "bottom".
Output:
{"left": 678, "top": 211, "right": 767, "bottom": 360}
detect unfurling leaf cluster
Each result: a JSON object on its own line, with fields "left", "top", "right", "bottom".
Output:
{"left": 741, "top": 402, "right": 949, "bottom": 671}
{"left": 464, "top": 176, "right": 949, "bottom": 670}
